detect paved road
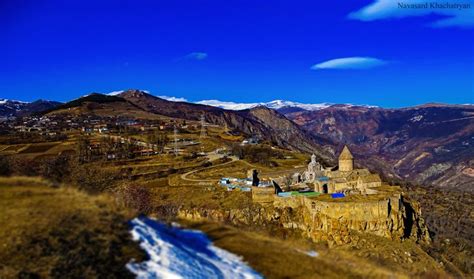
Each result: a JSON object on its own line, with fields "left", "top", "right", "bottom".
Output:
{"left": 180, "top": 155, "right": 240, "bottom": 182}
{"left": 179, "top": 151, "right": 304, "bottom": 183}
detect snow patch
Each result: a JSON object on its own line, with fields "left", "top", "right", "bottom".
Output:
{"left": 410, "top": 115, "right": 423, "bottom": 122}
{"left": 127, "top": 217, "right": 263, "bottom": 279}
{"left": 196, "top": 100, "right": 261, "bottom": 110}
{"left": 0, "top": 98, "right": 28, "bottom": 104}
{"left": 158, "top": 96, "right": 188, "bottom": 102}
{"left": 196, "top": 99, "right": 332, "bottom": 111}
{"left": 107, "top": 90, "right": 125, "bottom": 96}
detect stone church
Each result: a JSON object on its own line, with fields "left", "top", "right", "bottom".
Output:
{"left": 303, "top": 146, "right": 382, "bottom": 194}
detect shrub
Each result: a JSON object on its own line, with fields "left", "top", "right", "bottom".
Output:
{"left": 0, "top": 155, "right": 10, "bottom": 176}
{"left": 117, "top": 184, "right": 152, "bottom": 214}
{"left": 70, "top": 164, "right": 119, "bottom": 194}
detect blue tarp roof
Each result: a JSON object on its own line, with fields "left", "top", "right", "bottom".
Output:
{"left": 331, "top": 193, "right": 345, "bottom": 198}
{"left": 318, "top": 176, "right": 329, "bottom": 181}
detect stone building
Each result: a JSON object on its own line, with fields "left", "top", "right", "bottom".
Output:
{"left": 304, "top": 146, "right": 382, "bottom": 194}
{"left": 338, "top": 145, "right": 353, "bottom": 172}
{"left": 303, "top": 154, "right": 323, "bottom": 182}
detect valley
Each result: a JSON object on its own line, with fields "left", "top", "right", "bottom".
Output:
{"left": 0, "top": 91, "right": 472, "bottom": 278}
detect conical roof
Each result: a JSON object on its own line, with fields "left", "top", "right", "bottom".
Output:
{"left": 339, "top": 145, "right": 353, "bottom": 160}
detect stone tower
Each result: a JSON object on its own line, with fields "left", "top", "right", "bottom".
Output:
{"left": 338, "top": 145, "right": 353, "bottom": 172}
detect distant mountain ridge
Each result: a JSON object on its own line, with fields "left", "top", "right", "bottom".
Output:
{"left": 282, "top": 104, "right": 474, "bottom": 192}
{"left": 116, "top": 90, "right": 330, "bottom": 157}
{"left": 3, "top": 90, "right": 473, "bottom": 192}
{"left": 36, "top": 90, "right": 331, "bottom": 158}
{"left": 195, "top": 99, "right": 334, "bottom": 111}
{"left": 107, "top": 90, "right": 371, "bottom": 111}
{"left": 0, "top": 99, "right": 62, "bottom": 118}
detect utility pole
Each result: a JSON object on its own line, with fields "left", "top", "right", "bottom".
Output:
{"left": 200, "top": 114, "right": 206, "bottom": 139}
{"left": 173, "top": 124, "right": 178, "bottom": 157}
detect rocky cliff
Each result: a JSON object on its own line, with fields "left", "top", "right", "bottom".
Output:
{"left": 176, "top": 189, "right": 430, "bottom": 247}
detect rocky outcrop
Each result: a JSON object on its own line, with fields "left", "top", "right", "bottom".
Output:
{"left": 300, "top": 195, "right": 429, "bottom": 247}
{"left": 176, "top": 190, "right": 431, "bottom": 247}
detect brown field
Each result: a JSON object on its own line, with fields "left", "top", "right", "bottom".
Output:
{"left": 18, "top": 143, "right": 59, "bottom": 154}
{"left": 1, "top": 144, "right": 27, "bottom": 153}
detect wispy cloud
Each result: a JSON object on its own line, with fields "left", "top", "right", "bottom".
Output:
{"left": 183, "top": 52, "right": 208, "bottom": 60}
{"left": 348, "top": 0, "right": 474, "bottom": 28}
{"left": 311, "top": 57, "right": 387, "bottom": 70}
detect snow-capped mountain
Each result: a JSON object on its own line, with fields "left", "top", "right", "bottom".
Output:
{"left": 0, "top": 98, "right": 27, "bottom": 105}
{"left": 0, "top": 98, "right": 62, "bottom": 117}
{"left": 105, "top": 89, "right": 383, "bottom": 111}
{"left": 195, "top": 99, "right": 333, "bottom": 111}
{"left": 108, "top": 90, "right": 332, "bottom": 111}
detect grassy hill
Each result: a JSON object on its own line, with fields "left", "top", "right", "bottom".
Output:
{"left": 0, "top": 177, "right": 145, "bottom": 278}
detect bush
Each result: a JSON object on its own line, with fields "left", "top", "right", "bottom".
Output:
{"left": 70, "top": 164, "right": 119, "bottom": 194}
{"left": 0, "top": 155, "right": 10, "bottom": 176}
{"left": 230, "top": 144, "right": 284, "bottom": 166}
{"left": 117, "top": 184, "right": 152, "bottom": 214}
{"left": 37, "top": 154, "right": 74, "bottom": 183}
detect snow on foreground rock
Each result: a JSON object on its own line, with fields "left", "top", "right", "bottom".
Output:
{"left": 127, "top": 217, "right": 263, "bottom": 279}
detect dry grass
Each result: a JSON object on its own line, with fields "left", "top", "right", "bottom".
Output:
{"left": 188, "top": 161, "right": 252, "bottom": 180}
{"left": 0, "top": 176, "right": 144, "bottom": 278}
{"left": 0, "top": 144, "right": 27, "bottom": 154}
{"left": 186, "top": 221, "right": 412, "bottom": 279}
{"left": 18, "top": 143, "right": 59, "bottom": 154}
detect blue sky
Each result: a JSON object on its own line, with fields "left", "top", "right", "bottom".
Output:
{"left": 1, "top": 0, "right": 473, "bottom": 107}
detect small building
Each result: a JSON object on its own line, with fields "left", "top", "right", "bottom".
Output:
{"left": 241, "top": 136, "right": 260, "bottom": 146}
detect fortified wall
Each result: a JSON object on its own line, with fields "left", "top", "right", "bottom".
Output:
{"left": 179, "top": 146, "right": 430, "bottom": 247}
{"left": 178, "top": 186, "right": 430, "bottom": 247}
{"left": 270, "top": 187, "right": 430, "bottom": 246}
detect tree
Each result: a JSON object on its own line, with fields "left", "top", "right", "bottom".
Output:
{"left": 70, "top": 164, "right": 119, "bottom": 194}
{"left": 100, "top": 136, "right": 118, "bottom": 159}
{"left": 38, "top": 154, "right": 74, "bottom": 183}
{"left": 77, "top": 134, "right": 91, "bottom": 163}
{"left": 0, "top": 155, "right": 10, "bottom": 176}
{"left": 147, "top": 131, "right": 169, "bottom": 153}
{"left": 117, "top": 184, "right": 152, "bottom": 214}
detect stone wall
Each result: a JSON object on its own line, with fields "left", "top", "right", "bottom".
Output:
{"left": 176, "top": 190, "right": 430, "bottom": 247}
{"left": 251, "top": 186, "right": 274, "bottom": 204}
{"left": 272, "top": 193, "right": 430, "bottom": 246}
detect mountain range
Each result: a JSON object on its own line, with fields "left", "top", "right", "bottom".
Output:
{"left": 1, "top": 90, "right": 472, "bottom": 191}
{"left": 0, "top": 99, "right": 62, "bottom": 118}
{"left": 282, "top": 104, "right": 474, "bottom": 192}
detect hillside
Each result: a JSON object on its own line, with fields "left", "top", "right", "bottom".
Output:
{"left": 0, "top": 177, "right": 144, "bottom": 278}
{"left": 119, "top": 90, "right": 330, "bottom": 157}
{"left": 281, "top": 104, "right": 474, "bottom": 192}
{"left": 44, "top": 93, "right": 162, "bottom": 119}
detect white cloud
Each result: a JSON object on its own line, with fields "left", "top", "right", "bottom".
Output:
{"left": 311, "top": 57, "right": 387, "bottom": 70}
{"left": 157, "top": 96, "right": 188, "bottom": 102}
{"left": 183, "top": 52, "right": 208, "bottom": 60}
{"left": 349, "top": 0, "right": 474, "bottom": 28}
